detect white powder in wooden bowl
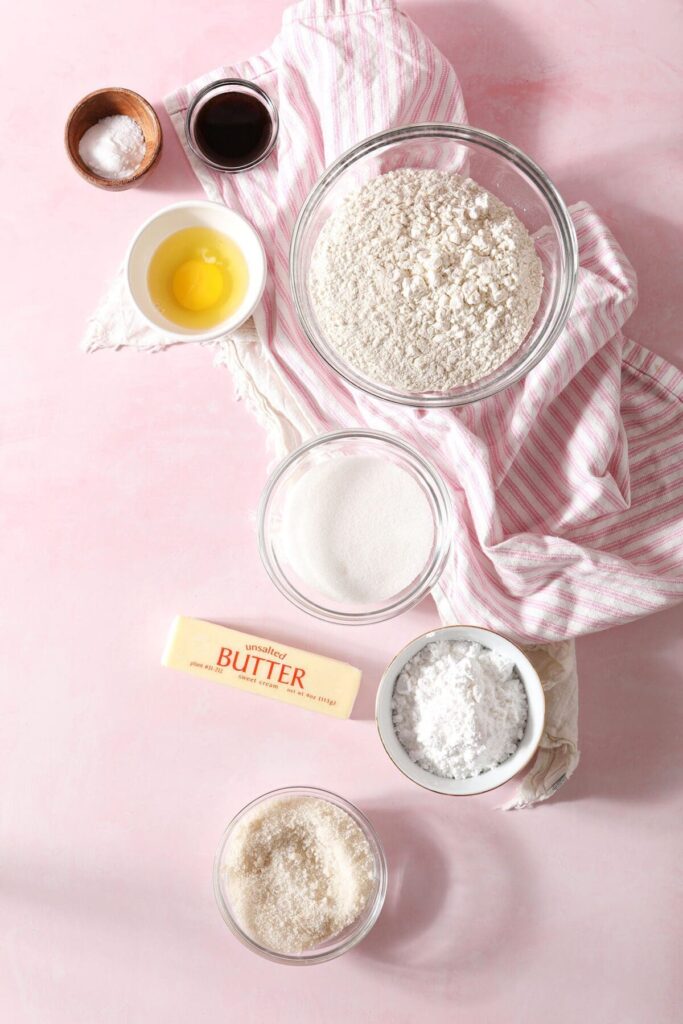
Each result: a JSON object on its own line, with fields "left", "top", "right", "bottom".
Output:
{"left": 224, "top": 795, "right": 376, "bottom": 954}
{"left": 78, "top": 115, "right": 146, "bottom": 180}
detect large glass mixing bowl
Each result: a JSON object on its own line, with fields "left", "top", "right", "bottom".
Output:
{"left": 290, "top": 123, "right": 578, "bottom": 407}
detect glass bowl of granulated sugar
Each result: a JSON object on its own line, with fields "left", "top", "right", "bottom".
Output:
{"left": 257, "top": 429, "right": 453, "bottom": 624}
{"left": 213, "top": 787, "right": 387, "bottom": 964}
{"left": 375, "top": 625, "right": 546, "bottom": 795}
{"left": 290, "top": 123, "right": 578, "bottom": 408}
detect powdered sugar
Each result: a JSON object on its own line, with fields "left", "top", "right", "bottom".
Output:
{"left": 392, "top": 640, "right": 528, "bottom": 779}
{"left": 309, "top": 168, "right": 543, "bottom": 392}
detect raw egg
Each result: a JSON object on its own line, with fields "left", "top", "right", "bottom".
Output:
{"left": 147, "top": 226, "right": 249, "bottom": 329}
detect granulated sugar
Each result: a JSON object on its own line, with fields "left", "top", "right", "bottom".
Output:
{"left": 392, "top": 640, "right": 528, "bottom": 779}
{"left": 224, "top": 795, "right": 376, "bottom": 954}
{"left": 281, "top": 455, "right": 434, "bottom": 604}
{"left": 309, "top": 168, "right": 543, "bottom": 392}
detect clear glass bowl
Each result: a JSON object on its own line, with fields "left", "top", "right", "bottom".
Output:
{"left": 257, "top": 430, "right": 453, "bottom": 625}
{"left": 375, "top": 625, "right": 546, "bottom": 796}
{"left": 185, "top": 78, "right": 279, "bottom": 173}
{"left": 290, "top": 123, "right": 578, "bottom": 407}
{"left": 213, "top": 787, "right": 388, "bottom": 965}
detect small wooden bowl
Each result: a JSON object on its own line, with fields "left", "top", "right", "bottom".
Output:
{"left": 65, "top": 87, "right": 162, "bottom": 190}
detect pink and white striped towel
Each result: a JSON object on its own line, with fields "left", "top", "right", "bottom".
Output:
{"left": 84, "top": 0, "right": 683, "bottom": 807}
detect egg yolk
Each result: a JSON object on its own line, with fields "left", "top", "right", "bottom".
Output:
{"left": 172, "top": 259, "right": 224, "bottom": 311}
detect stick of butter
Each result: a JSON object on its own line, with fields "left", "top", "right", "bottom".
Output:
{"left": 162, "top": 616, "right": 361, "bottom": 719}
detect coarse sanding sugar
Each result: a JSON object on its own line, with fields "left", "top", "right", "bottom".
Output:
{"left": 392, "top": 640, "right": 528, "bottom": 779}
{"left": 224, "top": 795, "right": 376, "bottom": 954}
{"left": 281, "top": 454, "right": 435, "bottom": 605}
{"left": 309, "top": 168, "right": 543, "bottom": 393}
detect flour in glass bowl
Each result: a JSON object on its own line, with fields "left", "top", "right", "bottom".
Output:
{"left": 392, "top": 640, "right": 528, "bottom": 779}
{"left": 309, "top": 168, "right": 543, "bottom": 392}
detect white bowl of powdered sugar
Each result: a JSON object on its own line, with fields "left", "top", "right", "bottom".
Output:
{"left": 375, "top": 625, "right": 545, "bottom": 795}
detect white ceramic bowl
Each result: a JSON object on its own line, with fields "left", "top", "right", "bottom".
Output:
{"left": 125, "top": 200, "right": 267, "bottom": 341}
{"left": 375, "top": 625, "right": 545, "bottom": 795}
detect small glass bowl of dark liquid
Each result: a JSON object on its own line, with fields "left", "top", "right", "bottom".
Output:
{"left": 186, "top": 79, "right": 278, "bottom": 173}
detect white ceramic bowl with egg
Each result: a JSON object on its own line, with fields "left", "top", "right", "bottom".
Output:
{"left": 375, "top": 624, "right": 545, "bottom": 796}
{"left": 125, "top": 200, "right": 267, "bottom": 342}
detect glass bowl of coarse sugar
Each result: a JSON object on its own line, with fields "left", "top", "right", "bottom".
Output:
{"left": 375, "top": 625, "right": 546, "bottom": 795}
{"left": 257, "top": 430, "right": 453, "bottom": 625}
{"left": 213, "top": 787, "right": 388, "bottom": 964}
{"left": 290, "top": 123, "right": 578, "bottom": 408}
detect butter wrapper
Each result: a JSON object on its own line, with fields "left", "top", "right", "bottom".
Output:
{"left": 162, "top": 616, "right": 361, "bottom": 718}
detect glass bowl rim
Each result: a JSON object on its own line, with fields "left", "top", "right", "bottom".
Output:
{"left": 257, "top": 429, "right": 454, "bottom": 625}
{"left": 213, "top": 785, "right": 388, "bottom": 965}
{"left": 289, "top": 121, "right": 579, "bottom": 408}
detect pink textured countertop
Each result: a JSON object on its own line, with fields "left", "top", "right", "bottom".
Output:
{"left": 2, "top": 2, "right": 682, "bottom": 1021}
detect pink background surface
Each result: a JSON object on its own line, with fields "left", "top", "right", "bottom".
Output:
{"left": 2, "top": 2, "right": 682, "bottom": 1021}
